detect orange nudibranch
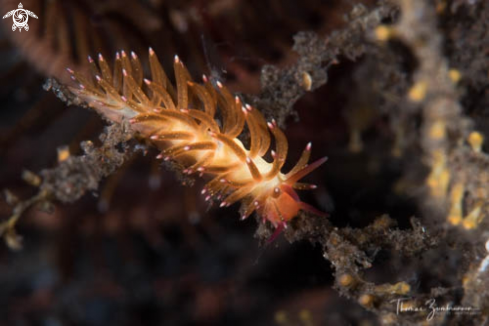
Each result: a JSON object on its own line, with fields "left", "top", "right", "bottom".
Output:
{"left": 66, "top": 49, "right": 328, "bottom": 230}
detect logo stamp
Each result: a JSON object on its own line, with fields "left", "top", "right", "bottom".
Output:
{"left": 2, "top": 2, "right": 38, "bottom": 32}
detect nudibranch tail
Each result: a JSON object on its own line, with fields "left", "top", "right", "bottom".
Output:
{"left": 66, "top": 49, "right": 327, "bottom": 229}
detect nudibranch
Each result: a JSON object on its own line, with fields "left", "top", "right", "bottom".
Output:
{"left": 66, "top": 49, "right": 327, "bottom": 233}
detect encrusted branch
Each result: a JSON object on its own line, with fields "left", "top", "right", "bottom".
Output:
{"left": 0, "top": 119, "right": 134, "bottom": 249}
{"left": 251, "top": 2, "right": 397, "bottom": 126}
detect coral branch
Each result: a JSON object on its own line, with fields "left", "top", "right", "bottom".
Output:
{"left": 251, "top": 2, "right": 397, "bottom": 126}
{"left": 1, "top": 122, "right": 134, "bottom": 249}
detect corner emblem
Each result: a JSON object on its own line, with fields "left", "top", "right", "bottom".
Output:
{"left": 2, "top": 3, "right": 38, "bottom": 32}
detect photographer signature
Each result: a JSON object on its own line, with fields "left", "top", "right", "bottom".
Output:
{"left": 391, "top": 298, "right": 479, "bottom": 321}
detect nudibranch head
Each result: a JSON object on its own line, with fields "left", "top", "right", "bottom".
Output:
{"left": 260, "top": 156, "right": 329, "bottom": 228}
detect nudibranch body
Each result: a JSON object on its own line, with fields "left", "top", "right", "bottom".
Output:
{"left": 66, "top": 49, "right": 327, "bottom": 230}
